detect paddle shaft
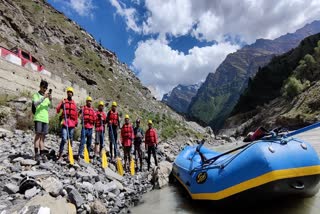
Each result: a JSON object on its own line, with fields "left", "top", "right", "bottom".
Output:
{"left": 101, "top": 117, "right": 104, "bottom": 150}
{"left": 204, "top": 143, "right": 251, "bottom": 164}
{"left": 62, "top": 102, "right": 70, "bottom": 142}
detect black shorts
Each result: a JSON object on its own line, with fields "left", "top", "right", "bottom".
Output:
{"left": 34, "top": 121, "right": 49, "bottom": 135}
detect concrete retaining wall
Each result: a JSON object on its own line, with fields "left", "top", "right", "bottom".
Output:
{"left": 0, "top": 58, "right": 87, "bottom": 103}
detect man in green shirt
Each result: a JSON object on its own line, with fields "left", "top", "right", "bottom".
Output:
{"left": 32, "top": 80, "right": 52, "bottom": 161}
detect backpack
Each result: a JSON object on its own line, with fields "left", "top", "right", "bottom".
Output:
{"left": 32, "top": 102, "right": 36, "bottom": 115}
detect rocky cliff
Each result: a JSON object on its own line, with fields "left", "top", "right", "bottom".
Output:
{"left": 0, "top": 0, "right": 169, "bottom": 116}
{"left": 222, "top": 33, "right": 320, "bottom": 136}
{"left": 188, "top": 20, "right": 320, "bottom": 130}
{"left": 162, "top": 83, "right": 201, "bottom": 114}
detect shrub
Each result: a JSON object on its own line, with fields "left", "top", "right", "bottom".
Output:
{"left": 49, "top": 114, "right": 61, "bottom": 135}
{"left": 282, "top": 76, "right": 304, "bottom": 98}
{"left": 16, "top": 111, "right": 34, "bottom": 131}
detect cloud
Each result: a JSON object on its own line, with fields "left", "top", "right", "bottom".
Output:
{"left": 51, "top": 0, "right": 96, "bottom": 18}
{"left": 110, "top": 0, "right": 320, "bottom": 98}
{"left": 139, "top": 0, "right": 320, "bottom": 43}
{"left": 109, "top": 0, "right": 141, "bottom": 33}
{"left": 133, "top": 39, "right": 239, "bottom": 98}
{"left": 142, "top": 0, "right": 194, "bottom": 38}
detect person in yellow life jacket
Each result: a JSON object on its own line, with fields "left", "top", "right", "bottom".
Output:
{"left": 78, "top": 96, "right": 96, "bottom": 159}
{"left": 145, "top": 120, "right": 158, "bottom": 171}
{"left": 94, "top": 101, "right": 107, "bottom": 161}
{"left": 56, "top": 87, "right": 78, "bottom": 161}
{"left": 121, "top": 114, "right": 134, "bottom": 171}
{"left": 32, "top": 80, "right": 52, "bottom": 162}
{"left": 106, "top": 101, "right": 120, "bottom": 160}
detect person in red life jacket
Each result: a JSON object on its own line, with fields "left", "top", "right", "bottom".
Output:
{"left": 106, "top": 101, "right": 120, "bottom": 160}
{"left": 78, "top": 96, "right": 96, "bottom": 159}
{"left": 56, "top": 87, "right": 78, "bottom": 160}
{"left": 121, "top": 114, "right": 134, "bottom": 171}
{"left": 134, "top": 119, "right": 144, "bottom": 171}
{"left": 145, "top": 120, "right": 158, "bottom": 171}
{"left": 94, "top": 101, "right": 107, "bottom": 162}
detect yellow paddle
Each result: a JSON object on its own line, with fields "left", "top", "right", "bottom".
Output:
{"left": 117, "top": 156, "right": 124, "bottom": 176}
{"left": 101, "top": 149, "right": 108, "bottom": 169}
{"left": 84, "top": 146, "right": 90, "bottom": 163}
{"left": 68, "top": 140, "right": 74, "bottom": 165}
{"left": 130, "top": 157, "right": 135, "bottom": 176}
{"left": 110, "top": 125, "right": 124, "bottom": 175}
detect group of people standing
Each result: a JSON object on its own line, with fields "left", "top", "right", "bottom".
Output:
{"left": 32, "top": 80, "right": 159, "bottom": 172}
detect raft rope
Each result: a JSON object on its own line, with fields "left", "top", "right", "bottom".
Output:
{"left": 190, "top": 121, "right": 320, "bottom": 173}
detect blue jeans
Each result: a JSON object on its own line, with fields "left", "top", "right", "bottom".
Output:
{"left": 59, "top": 126, "right": 74, "bottom": 154}
{"left": 108, "top": 125, "right": 118, "bottom": 159}
{"left": 79, "top": 128, "right": 93, "bottom": 156}
{"left": 95, "top": 131, "right": 105, "bottom": 152}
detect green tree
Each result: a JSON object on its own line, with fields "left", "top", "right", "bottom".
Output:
{"left": 282, "top": 76, "right": 305, "bottom": 98}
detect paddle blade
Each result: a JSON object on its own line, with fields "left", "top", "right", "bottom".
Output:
{"left": 116, "top": 157, "right": 124, "bottom": 176}
{"left": 84, "top": 146, "right": 90, "bottom": 163}
{"left": 130, "top": 157, "right": 135, "bottom": 176}
{"left": 101, "top": 149, "right": 108, "bottom": 169}
{"left": 68, "top": 140, "right": 74, "bottom": 165}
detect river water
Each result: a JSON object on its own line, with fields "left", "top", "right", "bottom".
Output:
{"left": 132, "top": 128, "right": 320, "bottom": 214}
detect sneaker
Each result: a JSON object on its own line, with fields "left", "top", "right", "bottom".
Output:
{"left": 34, "top": 154, "right": 40, "bottom": 162}
{"left": 41, "top": 154, "right": 48, "bottom": 163}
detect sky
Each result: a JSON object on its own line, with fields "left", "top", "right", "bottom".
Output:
{"left": 47, "top": 0, "right": 320, "bottom": 99}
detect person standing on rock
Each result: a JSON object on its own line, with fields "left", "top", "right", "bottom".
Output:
{"left": 120, "top": 114, "right": 134, "bottom": 171}
{"left": 56, "top": 87, "right": 78, "bottom": 161}
{"left": 32, "top": 80, "right": 52, "bottom": 161}
{"left": 145, "top": 120, "right": 158, "bottom": 171}
{"left": 94, "top": 101, "right": 107, "bottom": 161}
{"left": 106, "top": 101, "right": 120, "bottom": 161}
{"left": 78, "top": 96, "right": 96, "bottom": 159}
{"left": 133, "top": 119, "right": 144, "bottom": 171}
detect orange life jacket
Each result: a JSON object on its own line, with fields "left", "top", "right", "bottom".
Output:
{"left": 145, "top": 128, "right": 157, "bottom": 146}
{"left": 95, "top": 111, "right": 106, "bottom": 131}
{"left": 108, "top": 110, "right": 119, "bottom": 126}
{"left": 122, "top": 124, "right": 133, "bottom": 139}
{"left": 121, "top": 123, "right": 134, "bottom": 146}
{"left": 82, "top": 106, "right": 95, "bottom": 125}
{"left": 60, "top": 99, "right": 77, "bottom": 121}
{"left": 57, "top": 99, "right": 78, "bottom": 128}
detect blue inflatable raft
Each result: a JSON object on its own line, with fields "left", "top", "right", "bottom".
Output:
{"left": 172, "top": 125, "right": 320, "bottom": 201}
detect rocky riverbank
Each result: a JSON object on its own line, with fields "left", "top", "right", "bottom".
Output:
{"left": 0, "top": 128, "right": 153, "bottom": 214}
{"left": 0, "top": 126, "right": 238, "bottom": 214}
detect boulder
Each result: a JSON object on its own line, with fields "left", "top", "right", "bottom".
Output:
{"left": 0, "top": 128, "right": 13, "bottom": 138}
{"left": 41, "top": 177, "right": 63, "bottom": 197}
{"left": 104, "top": 168, "right": 123, "bottom": 181}
{"left": 91, "top": 199, "right": 108, "bottom": 214}
{"left": 20, "top": 159, "right": 38, "bottom": 166}
{"left": 205, "top": 126, "right": 214, "bottom": 135}
{"left": 25, "top": 186, "right": 40, "bottom": 199}
{"left": 21, "top": 171, "right": 51, "bottom": 178}
{"left": 23, "top": 194, "right": 76, "bottom": 214}
{"left": 152, "top": 161, "right": 172, "bottom": 189}
{"left": 93, "top": 181, "right": 105, "bottom": 193}
{"left": 68, "top": 189, "right": 84, "bottom": 208}
{"left": 4, "top": 183, "right": 19, "bottom": 194}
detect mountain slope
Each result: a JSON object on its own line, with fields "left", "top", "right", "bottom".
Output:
{"left": 162, "top": 83, "right": 201, "bottom": 113}
{"left": 188, "top": 20, "right": 320, "bottom": 130}
{"left": 222, "top": 33, "right": 320, "bottom": 136}
{"left": 0, "top": 0, "right": 204, "bottom": 139}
